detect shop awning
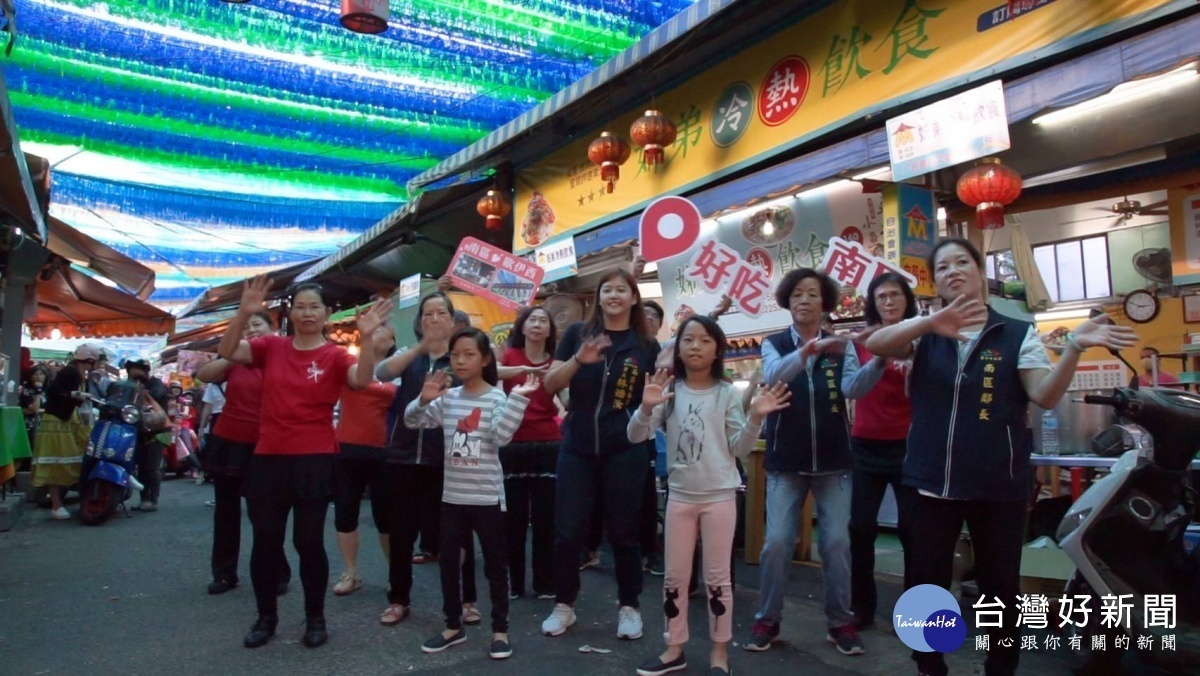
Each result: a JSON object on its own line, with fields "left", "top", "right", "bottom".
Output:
{"left": 46, "top": 216, "right": 156, "bottom": 299}
{"left": 27, "top": 265, "right": 175, "bottom": 339}
{"left": 0, "top": 70, "right": 47, "bottom": 241}
{"left": 175, "top": 260, "right": 312, "bottom": 318}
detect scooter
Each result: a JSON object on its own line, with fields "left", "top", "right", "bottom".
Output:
{"left": 79, "top": 389, "right": 146, "bottom": 526}
{"left": 1055, "top": 385, "right": 1200, "bottom": 674}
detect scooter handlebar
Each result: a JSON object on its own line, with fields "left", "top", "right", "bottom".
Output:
{"left": 1083, "top": 394, "right": 1122, "bottom": 407}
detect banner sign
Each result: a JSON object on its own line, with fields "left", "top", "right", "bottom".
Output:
{"left": 397, "top": 273, "right": 421, "bottom": 309}
{"left": 883, "top": 184, "right": 938, "bottom": 295}
{"left": 533, "top": 237, "right": 579, "bottom": 284}
{"left": 821, "top": 236, "right": 917, "bottom": 297}
{"left": 515, "top": 0, "right": 1177, "bottom": 254}
{"left": 640, "top": 196, "right": 703, "bottom": 262}
{"left": 1170, "top": 188, "right": 1200, "bottom": 286}
{"left": 886, "top": 80, "right": 1011, "bottom": 181}
{"left": 447, "top": 237, "right": 545, "bottom": 311}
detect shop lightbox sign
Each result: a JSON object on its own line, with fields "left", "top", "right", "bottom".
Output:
{"left": 882, "top": 184, "right": 938, "bottom": 296}
{"left": 533, "top": 237, "right": 578, "bottom": 284}
{"left": 397, "top": 273, "right": 421, "bottom": 310}
{"left": 656, "top": 181, "right": 884, "bottom": 337}
{"left": 886, "top": 80, "right": 1011, "bottom": 181}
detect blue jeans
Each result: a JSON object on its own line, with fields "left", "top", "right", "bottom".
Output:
{"left": 755, "top": 471, "right": 853, "bottom": 628}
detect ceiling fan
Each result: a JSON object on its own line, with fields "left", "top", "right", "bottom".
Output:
{"left": 1060, "top": 196, "right": 1169, "bottom": 227}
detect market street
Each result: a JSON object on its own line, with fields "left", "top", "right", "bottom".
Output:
{"left": 1, "top": 479, "right": 1096, "bottom": 676}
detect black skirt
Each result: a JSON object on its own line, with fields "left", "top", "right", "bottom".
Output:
{"left": 204, "top": 433, "right": 256, "bottom": 478}
{"left": 499, "top": 440, "right": 560, "bottom": 479}
{"left": 245, "top": 453, "right": 337, "bottom": 504}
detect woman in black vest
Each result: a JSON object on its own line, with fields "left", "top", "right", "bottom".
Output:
{"left": 866, "top": 238, "right": 1135, "bottom": 676}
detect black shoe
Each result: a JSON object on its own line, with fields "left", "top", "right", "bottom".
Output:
{"left": 421, "top": 628, "right": 467, "bottom": 654}
{"left": 276, "top": 580, "right": 289, "bottom": 596}
{"left": 208, "top": 578, "right": 237, "bottom": 595}
{"left": 644, "top": 552, "right": 665, "bottom": 576}
{"left": 489, "top": 638, "right": 513, "bottom": 660}
{"left": 243, "top": 615, "right": 277, "bottom": 649}
{"left": 743, "top": 619, "right": 779, "bottom": 652}
{"left": 302, "top": 616, "right": 328, "bottom": 648}
{"left": 636, "top": 652, "right": 687, "bottom": 676}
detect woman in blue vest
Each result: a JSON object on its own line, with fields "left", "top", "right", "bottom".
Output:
{"left": 744, "top": 268, "right": 870, "bottom": 657}
{"left": 866, "top": 238, "right": 1136, "bottom": 676}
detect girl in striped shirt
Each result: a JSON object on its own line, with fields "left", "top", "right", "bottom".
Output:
{"left": 404, "top": 328, "right": 537, "bottom": 660}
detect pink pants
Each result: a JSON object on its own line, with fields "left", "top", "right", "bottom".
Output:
{"left": 662, "top": 498, "right": 736, "bottom": 645}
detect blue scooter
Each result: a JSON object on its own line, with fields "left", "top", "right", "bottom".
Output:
{"left": 79, "top": 390, "right": 145, "bottom": 526}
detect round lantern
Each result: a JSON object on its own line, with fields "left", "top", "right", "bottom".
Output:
{"left": 341, "top": 0, "right": 389, "bottom": 35}
{"left": 629, "top": 110, "right": 676, "bottom": 167}
{"left": 477, "top": 190, "right": 512, "bottom": 232}
{"left": 956, "top": 157, "right": 1023, "bottom": 230}
{"left": 587, "top": 132, "right": 631, "bottom": 193}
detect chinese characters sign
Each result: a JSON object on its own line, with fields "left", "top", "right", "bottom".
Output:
{"left": 533, "top": 237, "right": 578, "bottom": 284}
{"left": 397, "top": 273, "right": 421, "bottom": 310}
{"left": 683, "top": 240, "right": 772, "bottom": 317}
{"left": 447, "top": 237, "right": 544, "bottom": 311}
{"left": 886, "top": 80, "right": 1011, "bottom": 180}
{"left": 882, "top": 184, "right": 938, "bottom": 296}
{"left": 820, "top": 236, "right": 917, "bottom": 297}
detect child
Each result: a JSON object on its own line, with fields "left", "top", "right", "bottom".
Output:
{"left": 628, "top": 315, "right": 790, "bottom": 676}
{"left": 404, "top": 328, "right": 537, "bottom": 660}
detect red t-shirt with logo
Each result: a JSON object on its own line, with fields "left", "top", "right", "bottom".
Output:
{"left": 336, "top": 373, "right": 396, "bottom": 448}
{"left": 501, "top": 346, "right": 562, "bottom": 443}
{"left": 212, "top": 364, "right": 262, "bottom": 445}
{"left": 249, "top": 335, "right": 355, "bottom": 455}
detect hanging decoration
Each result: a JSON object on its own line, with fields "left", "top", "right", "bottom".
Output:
{"left": 629, "top": 110, "right": 677, "bottom": 167}
{"left": 477, "top": 190, "right": 512, "bottom": 232}
{"left": 588, "top": 132, "right": 632, "bottom": 194}
{"left": 955, "top": 158, "right": 1023, "bottom": 230}
{"left": 341, "top": 0, "right": 389, "bottom": 35}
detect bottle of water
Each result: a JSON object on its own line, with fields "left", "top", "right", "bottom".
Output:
{"left": 1041, "top": 409, "right": 1060, "bottom": 457}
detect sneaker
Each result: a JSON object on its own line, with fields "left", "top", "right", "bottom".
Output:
{"left": 194, "top": 475, "right": 205, "bottom": 486}
{"left": 536, "top": 592, "right": 557, "bottom": 600}
{"left": 489, "top": 638, "right": 513, "bottom": 659}
{"left": 421, "top": 629, "right": 467, "bottom": 654}
{"left": 135, "top": 500, "right": 157, "bottom": 512}
{"left": 541, "top": 603, "right": 576, "bottom": 636}
{"left": 826, "top": 624, "right": 865, "bottom": 656}
{"left": 743, "top": 619, "right": 780, "bottom": 652}
{"left": 205, "top": 500, "right": 217, "bottom": 508}
{"left": 579, "top": 551, "right": 600, "bottom": 570}
{"left": 50, "top": 507, "right": 71, "bottom": 520}
{"left": 208, "top": 578, "right": 237, "bottom": 595}
{"left": 636, "top": 652, "right": 687, "bottom": 676}
{"left": 617, "top": 606, "right": 643, "bottom": 640}
{"left": 644, "top": 552, "right": 665, "bottom": 576}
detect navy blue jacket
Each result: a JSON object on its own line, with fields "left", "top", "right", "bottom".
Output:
{"left": 384, "top": 352, "right": 456, "bottom": 467}
{"left": 762, "top": 329, "right": 853, "bottom": 474}
{"left": 905, "top": 308, "right": 1033, "bottom": 501}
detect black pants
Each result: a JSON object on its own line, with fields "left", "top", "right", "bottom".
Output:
{"left": 849, "top": 465, "right": 915, "bottom": 619}
{"left": 908, "top": 494, "right": 1026, "bottom": 676}
{"left": 585, "top": 491, "right": 605, "bottom": 553}
{"left": 211, "top": 473, "right": 292, "bottom": 586}
{"left": 504, "top": 475, "right": 555, "bottom": 596}
{"left": 441, "top": 503, "right": 508, "bottom": 632}
{"left": 137, "top": 442, "right": 163, "bottom": 503}
{"left": 640, "top": 457, "right": 660, "bottom": 557}
{"left": 248, "top": 497, "right": 328, "bottom": 618}
{"left": 387, "top": 464, "right": 476, "bottom": 606}
{"left": 554, "top": 445, "right": 647, "bottom": 607}
{"left": 334, "top": 455, "right": 392, "bottom": 534}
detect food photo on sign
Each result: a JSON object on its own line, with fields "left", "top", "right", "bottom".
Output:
{"left": 446, "top": 236, "right": 545, "bottom": 312}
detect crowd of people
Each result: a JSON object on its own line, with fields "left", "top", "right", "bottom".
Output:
{"left": 16, "top": 236, "right": 1139, "bottom": 675}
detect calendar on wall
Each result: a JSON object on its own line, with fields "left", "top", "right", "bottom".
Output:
{"left": 1069, "top": 361, "right": 1127, "bottom": 391}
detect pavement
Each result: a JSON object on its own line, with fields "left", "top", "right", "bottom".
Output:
{"left": 0, "top": 478, "right": 1147, "bottom": 676}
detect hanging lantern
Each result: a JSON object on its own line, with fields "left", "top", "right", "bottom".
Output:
{"left": 629, "top": 110, "right": 676, "bottom": 168}
{"left": 340, "top": 0, "right": 389, "bottom": 35}
{"left": 587, "top": 132, "right": 631, "bottom": 193}
{"left": 955, "top": 157, "right": 1023, "bottom": 230}
{"left": 477, "top": 190, "right": 512, "bottom": 232}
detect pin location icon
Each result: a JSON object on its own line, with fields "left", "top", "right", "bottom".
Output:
{"left": 639, "top": 196, "right": 702, "bottom": 262}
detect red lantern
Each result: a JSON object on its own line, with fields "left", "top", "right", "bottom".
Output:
{"left": 341, "top": 0, "right": 388, "bottom": 35}
{"left": 587, "top": 132, "right": 631, "bottom": 193}
{"left": 477, "top": 190, "right": 511, "bottom": 232}
{"left": 956, "top": 157, "right": 1023, "bottom": 230}
{"left": 629, "top": 110, "right": 676, "bottom": 168}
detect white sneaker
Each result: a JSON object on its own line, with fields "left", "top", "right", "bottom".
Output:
{"left": 617, "top": 605, "right": 643, "bottom": 640}
{"left": 50, "top": 507, "right": 71, "bottom": 520}
{"left": 541, "top": 603, "right": 576, "bottom": 636}
{"left": 127, "top": 475, "right": 145, "bottom": 492}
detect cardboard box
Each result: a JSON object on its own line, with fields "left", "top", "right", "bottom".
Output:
{"left": 1019, "top": 536, "right": 1075, "bottom": 601}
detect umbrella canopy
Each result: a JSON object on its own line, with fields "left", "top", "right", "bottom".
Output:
{"left": 27, "top": 264, "right": 175, "bottom": 339}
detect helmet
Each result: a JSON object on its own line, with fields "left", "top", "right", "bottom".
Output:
{"left": 123, "top": 357, "right": 151, "bottom": 372}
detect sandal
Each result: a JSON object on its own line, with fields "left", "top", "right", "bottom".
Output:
{"left": 333, "top": 572, "right": 362, "bottom": 596}
{"left": 412, "top": 551, "right": 437, "bottom": 565}
{"left": 380, "top": 604, "right": 409, "bottom": 626}
{"left": 463, "top": 604, "right": 483, "bottom": 626}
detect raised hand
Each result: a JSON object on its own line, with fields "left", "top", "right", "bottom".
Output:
{"left": 241, "top": 275, "right": 272, "bottom": 314}
{"left": 511, "top": 373, "right": 541, "bottom": 397}
{"left": 750, "top": 382, "right": 792, "bottom": 422}
{"left": 575, "top": 334, "right": 612, "bottom": 365}
{"left": 641, "top": 368, "right": 674, "bottom": 410}
{"left": 523, "top": 363, "right": 551, "bottom": 378}
{"left": 711, "top": 294, "right": 733, "bottom": 318}
{"left": 928, "top": 295, "right": 988, "bottom": 342}
{"left": 356, "top": 296, "right": 394, "bottom": 339}
{"left": 419, "top": 370, "right": 450, "bottom": 405}
{"left": 1070, "top": 315, "right": 1138, "bottom": 352}
{"left": 436, "top": 275, "right": 454, "bottom": 293}
{"left": 800, "top": 335, "right": 848, "bottom": 362}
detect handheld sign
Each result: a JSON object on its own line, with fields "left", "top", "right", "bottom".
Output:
{"left": 447, "top": 237, "right": 544, "bottom": 311}
{"left": 639, "top": 196, "right": 702, "bottom": 262}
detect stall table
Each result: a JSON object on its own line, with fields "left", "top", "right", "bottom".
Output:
{"left": 1031, "top": 454, "right": 1200, "bottom": 500}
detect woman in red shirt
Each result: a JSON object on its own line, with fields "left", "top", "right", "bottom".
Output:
{"left": 331, "top": 325, "right": 398, "bottom": 597}
{"left": 218, "top": 278, "right": 390, "bottom": 650}
{"left": 497, "top": 305, "right": 561, "bottom": 599}
{"left": 197, "top": 311, "right": 292, "bottom": 597}
{"left": 843, "top": 272, "right": 918, "bottom": 630}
